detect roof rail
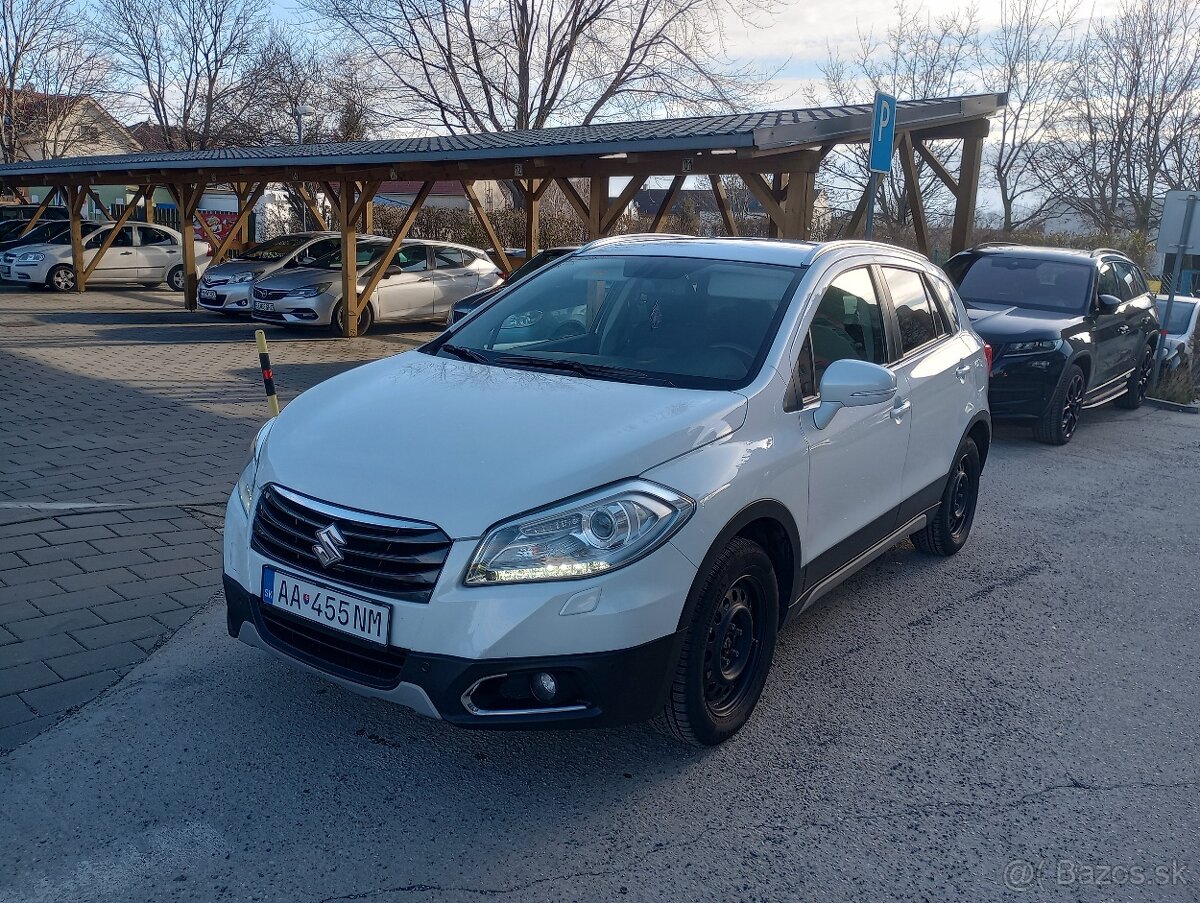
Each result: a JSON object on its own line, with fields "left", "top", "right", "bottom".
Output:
{"left": 1090, "top": 247, "right": 1126, "bottom": 258}
{"left": 971, "top": 241, "right": 1019, "bottom": 249}
{"left": 580, "top": 233, "right": 694, "bottom": 250}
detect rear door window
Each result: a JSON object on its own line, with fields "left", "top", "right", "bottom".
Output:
{"left": 1097, "top": 263, "right": 1124, "bottom": 300}
{"left": 434, "top": 248, "right": 467, "bottom": 269}
{"left": 882, "top": 266, "right": 946, "bottom": 356}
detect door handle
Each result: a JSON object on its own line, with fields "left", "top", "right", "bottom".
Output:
{"left": 891, "top": 398, "right": 912, "bottom": 422}
{"left": 955, "top": 363, "right": 972, "bottom": 381}
{"left": 1117, "top": 324, "right": 1130, "bottom": 335}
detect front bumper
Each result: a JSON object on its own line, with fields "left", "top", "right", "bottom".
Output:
{"left": 224, "top": 575, "right": 681, "bottom": 728}
{"left": 986, "top": 350, "right": 1068, "bottom": 418}
{"left": 251, "top": 291, "right": 337, "bottom": 326}
{"left": 4, "top": 261, "right": 50, "bottom": 284}
{"left": 199, "top": 282, "right": 252, "bottom": 312}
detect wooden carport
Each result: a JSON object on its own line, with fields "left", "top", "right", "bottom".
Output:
{"left": 0, "top": 93, "right": 1006, "bottom": 336}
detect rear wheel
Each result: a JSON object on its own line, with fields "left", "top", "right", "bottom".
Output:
{"left": 331, "top": 301, "right": 374, "bottom": 337}
{"left": 167, "top": 266, "right": 185, "bottom": 292}
{"left": 1033, "top": 363, "right": 1085, "bottom": 445}
{"left": 912, "top": 437, "right": 980, "bottom": 556}
{"left": 656, "top": 536, "right": 778, "bottom": 746}
{"left": 47, "top": 265, "right": 76, "bottom": 292}
{"left": 1115, "top": 343, "right": 1153, "bottom": 409}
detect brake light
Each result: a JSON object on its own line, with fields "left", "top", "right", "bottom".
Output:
{"left": 983, "top": 343, "right": 993, "bottom": 374}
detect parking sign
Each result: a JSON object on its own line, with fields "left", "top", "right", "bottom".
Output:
{"left": 869, "top": 92, "right": 897, "bottom": 173}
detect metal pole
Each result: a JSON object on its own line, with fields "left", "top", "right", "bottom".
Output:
{"left": 293, "top": 107, "right": 307, "bottom": 232}
{"left": 1151, "top": 192, "right": 1198, "bottom": 390}
{"left": 864, "top": 172, "right": 878, "bottom": 240}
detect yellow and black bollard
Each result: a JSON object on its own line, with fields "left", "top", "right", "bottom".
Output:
{"left": 255, "top": 329, "right": 281, "bottom": 417}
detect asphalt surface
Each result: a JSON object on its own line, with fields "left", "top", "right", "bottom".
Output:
{"left": 2, "top": 388, "right": 1199, "bottom": 901}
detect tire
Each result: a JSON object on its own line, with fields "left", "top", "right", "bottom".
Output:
{"left": 331, "top": 301, "right": 374, "bottom": 337}
{"left": 655, "top": 536, "right": 779, "bottom": 746}
{"left": 912, "top": 437, "right": 981, "bottom": 556}
{"left": 167, "top": 266, "right": 185, "bottom": 292}
{"left": 1033, "top": 363, "right": 1085, "bottom": 445}
{"left": 1115, "top": 343, "right": 1153, "bottom": 409}
{"left": 47, "top": 264, "right": 76, "bottom": 292}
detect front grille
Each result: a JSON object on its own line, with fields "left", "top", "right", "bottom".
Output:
{"left": 253, "top": 286, "right": 288, "bottom": 300}
{"left": 252, "top": 484, "right": 451, "bottom": 603}
{"left": 202, "top": 274, "right": 229, "bottom": 287}
{"left": 257, "top": 603, "right": 410, "bottom": 688}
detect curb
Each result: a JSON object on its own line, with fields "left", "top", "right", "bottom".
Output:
{"left": 1147, "top": 397, "right": 1200, "bottom": 414}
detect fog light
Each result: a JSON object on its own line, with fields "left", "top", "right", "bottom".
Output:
{"left": 530, "top": 672, "right": 557, "bottom": 703}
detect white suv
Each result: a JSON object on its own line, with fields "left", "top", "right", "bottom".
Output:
{"left": 223, "top": 238, "right": 990, "bottom": 746}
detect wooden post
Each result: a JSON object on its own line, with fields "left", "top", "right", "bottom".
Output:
{"left": 781, "top": 170, "right": 816, "bottom": 239}
{"left": 767, "top": 174, "right": 785, "bottom": 238}
{"left": 169, "top": 183, "right": 204, "bottom": 310}
{"left": 144, "top": 186, "right": 156, "bottom": 223}
{"left": 66, "top": 185, "right": 87, "bottom": 293}
{"left": 588, "top": 176, "right": 608, "bottom": 240}
{"left": 338, "top": 179, "right": 358, "bottom": 337}
{"left": 709, "top": 176, "right": 739, "bottom": 237}
{"left": 524, "top": 179, "right": 541, "bottom": 257}
{"left": 950, "top": 130, "right": 986, "bottom": 254}
{"left": 462, "top": 180, "right": 511, "bottom": 272}
{"left": 899, "top": 134, "right": 929, "bottom": 255}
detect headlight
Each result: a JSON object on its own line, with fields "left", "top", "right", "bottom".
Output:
{"left": 237, "top": 419, "right": 276, "bottom": 514}
{"left": 1007, "top": 339, "right": 1062, "bottom": 355}
{"left": 501, "top": 310, "right": 543, "bottom": 329}
{"left": 231, "top": 271, "right": 260, "bottom": 284}
{"left": 465, "top": 480, "right": 694, "bottom": 585}
{"left": 290, "top": 282, "right": 332, "bottom": 299}
{"left": 17, "top": 251, "right": 45, "bottom": 262}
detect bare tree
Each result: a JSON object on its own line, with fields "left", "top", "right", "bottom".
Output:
{"left": 295, "top": 0, "right": 775, "bottom": 133}
{"left": 981, "top": 0, "right": 1078, "bottom": 231}
{"left": 0, "top": 0, "right": 118, "bottom": 163}
{"left": 1043, "top": 0, "right": 1200, "bottom": 233}
{"left": 97, "top": 0, "right": 269, "bottom": 150}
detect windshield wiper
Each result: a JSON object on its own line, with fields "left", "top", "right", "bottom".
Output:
{"left": 439, "top": 343, "right": 492, "bottom": 364}
{"left": 493, "top": 353, "right": 674, "bottom": 387}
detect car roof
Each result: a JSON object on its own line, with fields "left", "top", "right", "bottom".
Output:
{"left": 957, "top": 244, "right": 1124, "bottom": 265}
{"left": 577, "top": 236, "right": 935, "bottom": 269}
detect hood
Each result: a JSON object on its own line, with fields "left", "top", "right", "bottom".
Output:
{"left": 7, "top": 241, "right": 53, "bottom": 255}
{"left": 255, "top": 266, "right": 346, "bottom": 291}
{"left": 258, "top": 351, "right": 747, "bottom": 538}
{"left": 963, "top": 302, "right": 1084, "bottom": 342}
{"left": 203, "top": 258, "right": 276, "bottom": 279}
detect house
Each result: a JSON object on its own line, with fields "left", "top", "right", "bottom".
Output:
{"left": 630, "top": 184, "right": 829, "bottom": 235}
{"left": 374, "top": 180, "right": 511, "bottom": 211}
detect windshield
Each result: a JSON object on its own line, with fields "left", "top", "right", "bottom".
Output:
{"left": 431, "top": 253, "right": 805, "bottom": 390}
{"left": 1156, "top": 299, "right": 1196, "bottom": 335}
{"left": 309, "top": 242, "right": 392, "bottom": 271}
{"left": 8, "top": 223, "right": 67, "bottom": 244}
{"left": 238, "top": 235, "right": 311, "bottom": 261}
{"left": 507, "top": 248, "right": 574, "bottom": 283}
{"left": 945, "top": 255, "right": 1094, "bottom": 313}
{"left": 45, "top": 223, "right": 102, "bottom": 244}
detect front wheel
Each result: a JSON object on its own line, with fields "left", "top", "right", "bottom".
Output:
{"left": 166, "top": 266, "right": 186, "bottom": 292}
{"left": 1115, "top": 344, "right": 1153, "bottom": 409}
{"left": 912, "top": 437, "right": 981, "bottom": 556}
{"left": 47, "top": 264, "right": 76, "bottom": 292}
{"left": 1033, "top": 363, "right": 1085, "bottom": 445}
{"left": 656, "top": 536, "right": 778, "bottom": 746}
{"left": 331, "top": 301, "right": 374, "bottom": 337}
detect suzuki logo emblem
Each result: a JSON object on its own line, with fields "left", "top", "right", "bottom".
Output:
{"left": 312, "top": 523, "right": 346, "bottom": 568}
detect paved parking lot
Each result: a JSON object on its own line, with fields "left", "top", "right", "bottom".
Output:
{"left": 1, "top": 287, "right": 1198, "bottom": 901}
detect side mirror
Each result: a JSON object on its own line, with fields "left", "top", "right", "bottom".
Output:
{"left": 384, "top": 265, "right": 404, "bottom": 277}
{"left": 813, "top": 359, "right": 897, "bottom": 430}
{"left": 1097, "top": 294, "right": 1122, "bottom": 314}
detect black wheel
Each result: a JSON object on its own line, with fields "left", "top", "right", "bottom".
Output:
{"left": 912, "top": 437, "right": 981, "bottom": 556}
{"left": 331, "top": 301, "right": 374, "bottom": 336}
{"left": 47, "top": 264, "right": 76, "bottom": 292}
{"left": 656, "top": 536, "right": 778, "bottom": 746}
{"left": 1033, "top": 363, "right": 1085, "bottom": 445}
{"left": 167, "top": 266, "right": 185, "bottom": 292}
{"left": 1115, "top": 344, "right": 1153, "bottom": 409}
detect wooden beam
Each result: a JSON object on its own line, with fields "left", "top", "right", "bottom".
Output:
{"left": 83, "top": 185, "right": 148, "bottom": 280}
{"left": 144, "top": 186, "right": 156, "bottom": 223}
{"left": 741, "top": 173, "right": 786, "bottom": 231}
{"left": 356, "top": 180, "right": 434, "bottom": 314}
{"left": 524, "top": 179, "right": 541, "bottom": 257}
{"left": 899, "top": 134, "right": 929, "bottom": 255}
{"left": 649, "top": 175, "right": 684, "bottom": 233}
{"left": 950, "top": 134, "right": 985, "bottom": 254}
{"left": 321, "top": 181, "right": 341, "bottom": 227}
{"left": 66, "top": 185, "right": 87, "bottom": 292}
{"left": 168, "top": 183, "right": 203, "bottom": 310}
{"left": 462, "top": 180, "right": 511, "bottom": 272}
{"left": 209, "top": 182, "right": 266, "bottom": 263}
{"left": 338, "top": 178, "right": 359, "bottom": 336}
{"left": 17, "top": 191, "right": 58, "bottom": 236}
{"left": 844, "top": 185, "right": 871, "bottom": 238}
{"left": 345, "top": 180, "right": 380, "bottom": 231}
{"left": 781, "top": 170, "right": 816, "bottom": 239}
{"left": 913, "top": 139, "right": 959, "bottom": 196}
{"left": 554, "top": 178, "right": 589, "bottom": 226}
{"left": 86, "top": 188, "right": 112, "bottom": 220}
{"left": 601, "top": 175, "right": 646, "bottom": 233}
{"left": 588, "top": 176, "right": 608, "bottom": 239}
{"left": 293, "top": 183, "right": 328, "bottom": 230}
{"left": 532, "top": 178, "right": 552, "bottom": 201}
{"left": 708, "top": 176, "right": 739, "bottom": 237}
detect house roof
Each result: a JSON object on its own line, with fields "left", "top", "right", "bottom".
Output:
{"left": 0, "top": 93, "right": 1006, "bottom": 183}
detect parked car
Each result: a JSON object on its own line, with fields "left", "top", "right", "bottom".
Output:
{"left": 0, "top": 220, "right": 91, "bottom": 253}
{"left": 199, "top": 232, "right": 346, "bottom": 316}
{"left": 448, "top": 246, "right": 579, "bottom": 326}
{"left": 1154, "top": 295, "right": 1199, "bottom": 370}
{"left": 0, "top": 222, "right": 208, "bottom": 292}
{"left": 0, "top": 204, "right": 69, "bottom": 222}
{"left": 252, "top": 238, "right": 501, "bottom": 335}
{"left": 944, "top": 245, "right": 1159, "bottom": 445}
{"left": 224, "top": 237, "right": 990, "bottom": 746}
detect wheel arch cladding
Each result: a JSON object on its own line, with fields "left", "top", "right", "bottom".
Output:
{"left": 1071, "top": 352, "right": 1092, "bottom": 386}
{"left": 676, "top": 500, "right": 801, "bottom": 632}
{"left": 967, "top": 417, "right": 991, "bottom": 469}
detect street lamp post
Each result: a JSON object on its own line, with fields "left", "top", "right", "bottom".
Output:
{"left": 292, "top": 104, "right": 313, "bottom": 231}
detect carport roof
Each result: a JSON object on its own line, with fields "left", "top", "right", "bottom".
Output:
{"left": 0, "top": 93, "right": 1006, "bottom": 183}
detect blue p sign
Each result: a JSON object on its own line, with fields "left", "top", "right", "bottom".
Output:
{"left": 869, "top": 91, "right": 897, "bottom": 174}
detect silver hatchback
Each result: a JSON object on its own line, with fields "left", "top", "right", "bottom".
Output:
{"left": 199, "top": 232, "right": 347, "bottom": 315}
{"left": 251, "top": 238, "right": 502, "bottom": 335}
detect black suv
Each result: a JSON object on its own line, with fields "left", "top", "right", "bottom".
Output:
{"left": 944, "top": 245, "right": 1159, "bottom": 445}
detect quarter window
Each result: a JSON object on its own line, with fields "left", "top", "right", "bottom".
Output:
{"left": 883, "top": 266, "right": 945, "bottom": 356}
{"left": 138, "top": 227, "right": 174, "bottom": 246}
{"left": 1113, "top": 261, "right": 1146, "bottom": 299}
{"left": 1097, "top": 263, "right": 1123, "bottom": 300}
{"left": 434, "top": 247, "right": 467, "bottom": 269}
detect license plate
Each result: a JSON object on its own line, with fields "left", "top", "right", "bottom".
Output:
{"left": 199, "top": 288, "right": 217, "bottom": 301}
{"left": 255, "top": 301, "right": 274, "bottom": 311}
{"left": 261, "top": 566, "right": 391, "bottom": 645}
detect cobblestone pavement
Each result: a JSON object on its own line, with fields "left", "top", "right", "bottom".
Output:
{"left": 0, "top": 285, "right": 438, "bottom": 750}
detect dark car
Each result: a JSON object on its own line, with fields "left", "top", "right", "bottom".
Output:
{"left": 0, "top": 220, "right": 74, "bottom": 252}
{"left": 447, "top": 246, "right": 578, "bottom": 326}
{"left": 0, "top": 204, "right": 69, "bottom": 222}
{"left": 944, "top": 244, "right": 1159, "bottom": 444}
